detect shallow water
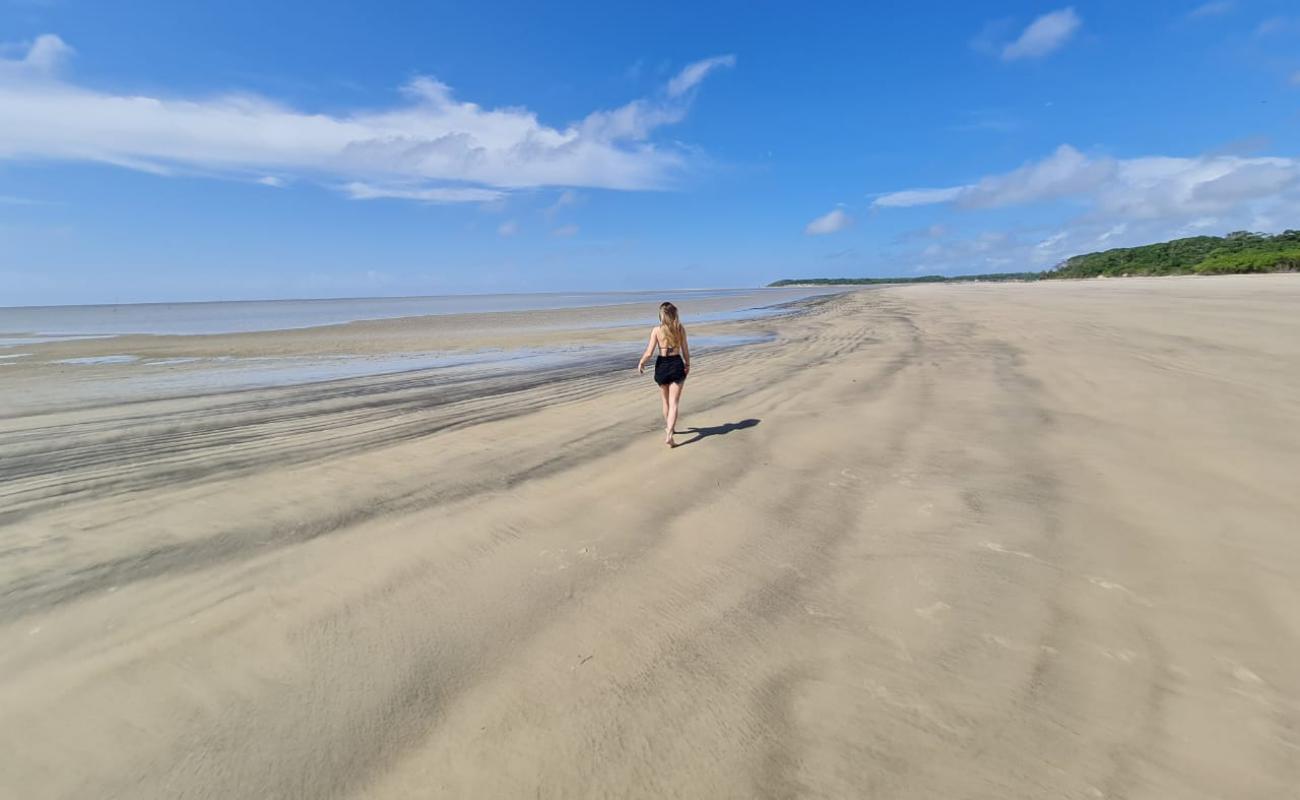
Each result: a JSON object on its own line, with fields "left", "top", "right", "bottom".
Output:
{"left": 7, "top": 334, "right": 773, "bottom": 412}
{"left": 0, "top": 287, "right": 838, "bottom": 338}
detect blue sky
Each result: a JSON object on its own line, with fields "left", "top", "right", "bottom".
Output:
{"left": 2, "top": 0, "right": 1299, "bottom": 305}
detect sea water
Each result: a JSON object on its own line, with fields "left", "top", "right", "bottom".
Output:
{"left": 1, "top": 287, "right": 836, "bottom": 411}
{"left": 0, "top": 287, "right": 837, "bottom": 338}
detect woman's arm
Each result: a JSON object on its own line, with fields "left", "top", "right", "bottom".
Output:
{"left": 680, "top": 328, "right": 690, "bottom": 375}
{"left": 637, "top": 327, "right": 658, "bottom": 374}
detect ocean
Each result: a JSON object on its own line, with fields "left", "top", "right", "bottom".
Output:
{"left": 0, "top": 287, "right": 838, "bottom": 339}
{"left": 0, "top": 287, "right": 842, "bottom": 413}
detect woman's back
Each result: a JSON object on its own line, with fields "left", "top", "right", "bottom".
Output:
{"left": 656, "top": 324, "right": 683, "bottom": 356}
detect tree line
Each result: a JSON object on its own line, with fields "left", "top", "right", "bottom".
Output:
{"left": 768, "top": 230, "right": 1300, "bottom": 286}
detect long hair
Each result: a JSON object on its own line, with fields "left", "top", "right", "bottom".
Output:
{"left": 658, "top": 302, "right": 684, "bottom": 349}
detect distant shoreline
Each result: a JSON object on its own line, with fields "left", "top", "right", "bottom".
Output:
{"left": 768, "top": 273, "right": 1042, "bottom": 287}
{"left": 773, "top": 230, "right": 1300, "bottom": 287}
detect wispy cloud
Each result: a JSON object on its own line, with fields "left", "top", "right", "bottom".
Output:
{"left": 873, "top": 144, "right": 1300, "bottom": 274}
{"left": 872, "top": 186, "right": 965, "bottom": 208}
{"left": 874, "top": 145, "right": 1110, "bottom": 210}
{"left": 1291, "top": 70, "right": 1300, "bottom": 86}
{"left": 497, "top": 219, "right": 518, "bottom": 237}
{"left": 665, "top": 55, "right": 735, "bottom": 97}
{"left": 873, "top": 145, "right": 1300, "bottom": 220}
{"left": 1254, "top": 17, "right": 1293, "bottom": 36}
{"left": 1188, "top": 1, "right": 1234, "bottom": 19}
{"left": 804, "top": 208, "right": 852, "bottom": 235}
{"left": 0, "top": 35, "right": 734, "bottom": 203}
{"left": 542, "top": 188, "right": 581, "bottom": 219}
{"left": 999, "top": 8, "right": 1082, "bottom": 61}
{"left": 343, "top": 182, "right": 505, "bottom": 203}
{"left": 552, "top": 223, "right": 579, "bottom": 237}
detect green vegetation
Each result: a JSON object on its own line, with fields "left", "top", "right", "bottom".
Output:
{"left": 768, "top": 230, "right": 1300, "bottom": 286}
{"left": 1051, "top": 230, "right": 1300, "bottom": 278}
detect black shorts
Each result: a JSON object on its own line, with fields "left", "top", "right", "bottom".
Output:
{"left": 654, "top": 355, "right": 686, "bottom": 385}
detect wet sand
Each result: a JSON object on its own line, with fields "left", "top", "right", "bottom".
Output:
{"left": 1, "top": 275, "right": 1298, "bottom": 798}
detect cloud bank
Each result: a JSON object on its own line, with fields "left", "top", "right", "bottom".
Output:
{"left": 873, "top": 144, "right": 1300, "bottom": 274}
{"left": 873, "top": 145, "right": 1300, "bottom": 220}
{"left": 0, "top": 35, "right": 735, "bottom": 202}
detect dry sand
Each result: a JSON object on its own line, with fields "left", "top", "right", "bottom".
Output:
{"left": 1, "top": 275, "right": 1298, "bottom": 798}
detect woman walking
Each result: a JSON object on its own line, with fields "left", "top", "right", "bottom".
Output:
{"left": 637, "top": 301, "right": 690, "bottom": 448}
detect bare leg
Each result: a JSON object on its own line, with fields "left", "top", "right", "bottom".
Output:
{"left": 659, "top": 383, "right": 671, "bottom": 427}
{"left": 665, "top": 381, "right": 683, "bottom": 446}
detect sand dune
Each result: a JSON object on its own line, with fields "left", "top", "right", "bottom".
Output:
{"left": 2, "top": 276, "right": 1298, "bottom": 798}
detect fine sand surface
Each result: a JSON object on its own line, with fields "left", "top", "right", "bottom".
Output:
{"left": 1, "top": 275, "right": 1298, "bottom": 798}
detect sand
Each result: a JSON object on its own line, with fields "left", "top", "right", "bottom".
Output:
{"left": 1, "top": 275, "right": 1298, "bottom": 799}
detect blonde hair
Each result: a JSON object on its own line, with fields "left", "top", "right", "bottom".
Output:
{"left": 658, "top": 302, "right": 684, "bottom": 349}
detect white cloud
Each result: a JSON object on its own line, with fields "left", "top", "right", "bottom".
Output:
{"left": 552, "top": 223, "right": 579, "bottom": 237}
{"left": 0, "top": 36, "right": 733, "bottom": 203}
{"left": 873, "top": 186, "right": 966, "bottom": 208}
{"left": 344, "top": 182, "right": 506, "bottom": 203}
{"left": 1000, "top": 8, "right": 1081, "bottom": 61}
{"left": 873, "top": 147, "right": 1113, "bottom": 210}
{"left": 665, "top": 55, "right": 735, "bottom": 97}
{"left": 804, "top": 208, "right": 852, "bottom": 235}
{"left": 256, "top": 176, "right": 285, "bottom": 188}
{"left": 1290, "top": 70, "right": 1300, "bottom": 86}
{"left": 497, "top": 220, "right": 518, "bottom": 237}
{"left": 0, "top": 33, "right": 72, "bottom": 77}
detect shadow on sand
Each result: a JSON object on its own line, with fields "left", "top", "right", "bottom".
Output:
{"left": 676, "top": 418, "right": 761, "bottom": 447}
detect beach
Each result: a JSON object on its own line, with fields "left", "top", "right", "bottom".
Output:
{"left": 1, "top": 275, "right": 1298, "bottom": 798}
